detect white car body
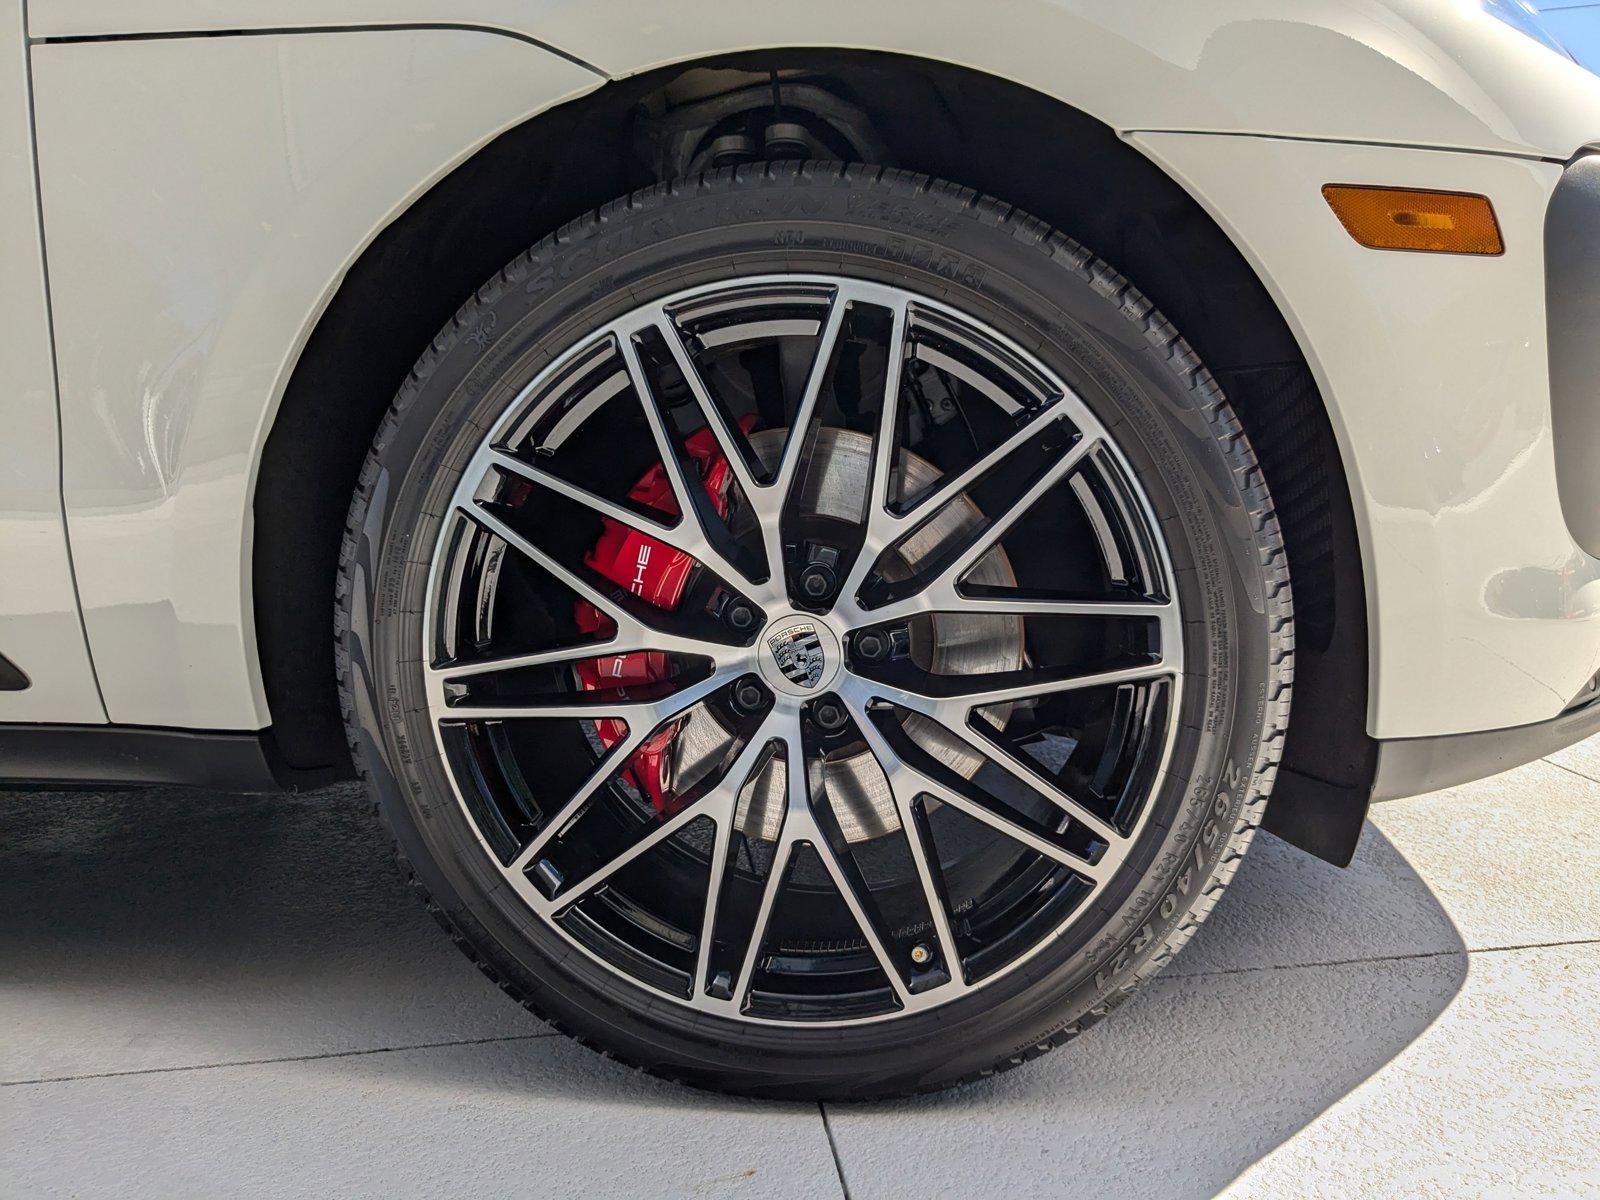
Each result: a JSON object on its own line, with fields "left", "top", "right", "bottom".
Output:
{"left": 4, "top": 0, "right": 1599, "bottom": 853}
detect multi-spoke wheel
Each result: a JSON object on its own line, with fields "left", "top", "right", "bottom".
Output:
{"left": 340, "top": 165, "right": 1293, "bottom": 1097}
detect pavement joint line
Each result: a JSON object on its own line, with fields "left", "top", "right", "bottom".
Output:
{"left": 1161, "top": 934, "right": 1600, "bottom": 982}
{"left": 7, "top": 942, "right": 1599, "bottom": 1090}
{"left": 819, "top": 1101, "right": 853, "bottom": 1200}
{"left": 1542, "top": 757, "right": 1600, "bottom": 787}
{"left": 0, "top": 1031, "right": 562, "bottom": 1089}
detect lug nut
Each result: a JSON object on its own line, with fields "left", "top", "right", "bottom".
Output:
{"left": 798, "top": 564, "right": 836, "bottom": 600}
{"left": 725, "top": 601, "right": 758, "bottom": 631}
{"left": 811, "top": 698, "right": 848, "bottom": 733}
{"left": 855, "top": 631, "right": 886, "bottom": 662}
{"left": 731, "top": 676, "right": 766, "bottom": 715}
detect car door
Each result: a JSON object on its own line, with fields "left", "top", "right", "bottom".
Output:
{"left": 0, "top": 6, "right": 105, "bottom": 724}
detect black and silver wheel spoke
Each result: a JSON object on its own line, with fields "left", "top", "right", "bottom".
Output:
{"left": 447, "top": 499, "right": 743, "bottom": 660}
{"left": 615, "top": 331, "right": 774, "bottom": 599}
{"left": 737, "top": 295, "right": 850, "bottom": 595}
{"left": 435, "top": 668, "right": 729, "bottom": 725}
{"left": 836, "top": 429, "right": 1094, "bottom": 627}
{"left": 635, "top": 293, "right": 851, "bottom": 601}
{"left": 836, "top": 701, "right": 969, "bottom": 991}
{"left": 481, "top": 445, "right": 750, "bottom": 603}
{"left": 845, "top": 690, "right": 1116, "bottom": 880}
{"left": 525, "top": 716, "right": 783, "bottom": 918}
{"left": 423, "top": 274, "right": 1184, "bottom": 1025}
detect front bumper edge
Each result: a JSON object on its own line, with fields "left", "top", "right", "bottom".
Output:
{"left": 1371, "top": 692, "right": 1600, "bottom": 802}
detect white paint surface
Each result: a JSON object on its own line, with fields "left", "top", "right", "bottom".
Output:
{"left": 31, "top": 29, "right": 598, "bottom": 727}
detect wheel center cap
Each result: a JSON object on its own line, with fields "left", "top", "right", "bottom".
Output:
{"left": 757, "top": 616, "right": 842, "bottom": 696}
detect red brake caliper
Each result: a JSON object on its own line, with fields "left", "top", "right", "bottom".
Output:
{"left": 573, "top": 420, "right": 754, "bottom": 813}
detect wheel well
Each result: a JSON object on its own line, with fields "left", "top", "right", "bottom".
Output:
{"left": 256, "top": 50, "right": 1374, "bottom": 860}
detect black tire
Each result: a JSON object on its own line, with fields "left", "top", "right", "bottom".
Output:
{"left": 336, "top": 163, "right": 1293, "bottom": 1099}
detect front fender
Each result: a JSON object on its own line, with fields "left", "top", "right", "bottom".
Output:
{"left": 31, "top": 0, "right": 1600, "bottom": 157}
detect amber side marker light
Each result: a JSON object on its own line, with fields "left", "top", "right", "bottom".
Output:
{"left": 1322, "top": 184, "right": 1504, "bottom": 255}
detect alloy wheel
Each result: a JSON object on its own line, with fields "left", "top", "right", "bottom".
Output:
{"left": 422, "top": 275, "right": 1183, "bottom": 1025}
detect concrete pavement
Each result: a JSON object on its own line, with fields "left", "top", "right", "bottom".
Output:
{"left": 3, "top": 738, "right": 1598, "bottom": 1198}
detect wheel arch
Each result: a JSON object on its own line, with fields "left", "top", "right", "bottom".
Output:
{"left": 254, "top": 50, "right": 1374, "bottom": 860}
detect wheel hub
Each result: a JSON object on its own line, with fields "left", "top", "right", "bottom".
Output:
{"left": 759, "top": 616, "right": 841, "bottom": 696}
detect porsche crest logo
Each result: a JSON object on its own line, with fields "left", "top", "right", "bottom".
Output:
{"left": 766, "top": 621, "right": 826, "bottom": 689}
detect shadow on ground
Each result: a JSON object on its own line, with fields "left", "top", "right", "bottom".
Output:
{"left": 0, "top": 784, "right": 1467, "bottom": 1197}
{"left": 824, "top": 823, "right": 1470, "bottom": 1199}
